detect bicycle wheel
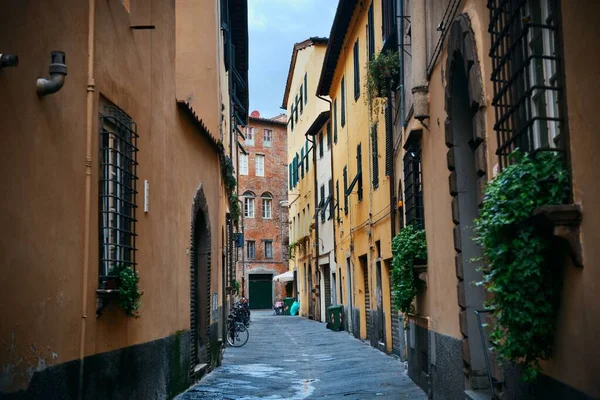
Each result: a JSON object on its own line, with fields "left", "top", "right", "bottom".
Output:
{"left": 227, "top": 322, "right": 249, "bottom": 347}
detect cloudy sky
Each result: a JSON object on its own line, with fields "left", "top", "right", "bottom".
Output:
{"left": 248, "top": 0, "right": 337, "bottom": 118}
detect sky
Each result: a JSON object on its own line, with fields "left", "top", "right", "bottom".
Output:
{"left": 248, "top": 0, "right": 337, "bottom": 119}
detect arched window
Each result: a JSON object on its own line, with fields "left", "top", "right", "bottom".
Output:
{"left": 261, "top": 192, "right": 273, "bottom": 219}
{"left": 243, "top": 191, "right": 255, "bottom": 218}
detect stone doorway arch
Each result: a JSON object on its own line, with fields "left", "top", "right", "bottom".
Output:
{"left": 444, "top": 14, "right": 489, "bottom": 389}
{"left": 189, "top": 184, "right": 211, "bottom": 377}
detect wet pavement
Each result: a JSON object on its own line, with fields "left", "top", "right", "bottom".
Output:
{"left": 177, "top": 310, "right": 427, "bottom": 400}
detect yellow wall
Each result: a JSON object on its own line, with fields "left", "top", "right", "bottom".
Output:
{"left": 329, "top": 0, "right": 393, "bottom": 348}
{"left": 286, "top": 43, "right": 329, "bottom": 317}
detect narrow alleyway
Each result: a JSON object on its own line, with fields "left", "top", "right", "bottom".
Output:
{"left": 178, "top": 311, "right": 426, "bottom": 399}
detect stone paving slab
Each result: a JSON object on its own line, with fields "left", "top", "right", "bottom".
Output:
{"left": 177, "top": 310, "right": 427, "bottom": 399}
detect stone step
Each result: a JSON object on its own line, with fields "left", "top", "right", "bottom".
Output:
{"left": 465, "top": 389, "right": 493, "bottom": 400}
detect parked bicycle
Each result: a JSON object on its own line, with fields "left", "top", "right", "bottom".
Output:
{"left": 236, "top": 298, "right": 251, "bottom": 327}
{"left": 227, "top": 307, "right": 249, "bottom": 347}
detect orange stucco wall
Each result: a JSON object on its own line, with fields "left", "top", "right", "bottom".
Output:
{"left": 0, "top": 0, "right": 226, "bottom": 392}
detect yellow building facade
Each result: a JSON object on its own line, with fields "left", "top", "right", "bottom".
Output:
{"left": 317, "top": 0, "right": 394, "bottom": 351}
{"left": 283, "top": 38, "right": 329, "bottom": 319}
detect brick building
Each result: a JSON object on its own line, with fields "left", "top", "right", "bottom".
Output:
{"left": 237, "top": 111, "right": 289, "bottom": 309}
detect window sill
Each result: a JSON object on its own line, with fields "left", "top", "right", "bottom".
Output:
{"left": 531, "top": 204, "right": 583, "bottom": 267}
{"left": 413, "top": 264, "right": 428, "bottom": 286}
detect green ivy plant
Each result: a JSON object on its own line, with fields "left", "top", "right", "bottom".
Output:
{"left": 365, "top": 50, "right": 400, "bottom": 119}
{"left": 231, "top": 279, "right": 240, "bottom": 295}
{"left": 288, "top": 242, "right": 297, "bottom": 258}
{"left": 230, "top": 193, "right": 240, "bottom": 228}
{"left": 391, "top": 224, "right": 427, "bottom": 316}
{"left": 220, "top": 154, "right": 237, "bottom": 194}
{"left": 473, "top": 150, "right": 569, "bottom": 381}
{"left": 110, "top": 264, "right": 143, "bottom": 318}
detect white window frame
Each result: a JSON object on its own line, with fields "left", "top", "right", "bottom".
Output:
{"left": 244, "top": 194, "right": 255, "bottom": 218}
{"left": 264, "top": 129, "right": 273, "bottom": 147}
{"left": 247, "top": 240, "right": 256, "bottom": 259}
{"left": 239, "top": 153, "right": 248, "bottom": 175}
{"left": 255, "top": 154, "right": 265, "bottom": 177}
{"left": 246, "top": 127, "right": 255, "bottom": 146}
{"left": 262, "top": 196, "right": 272, "bottom": 219}
{"left": 265, "top": 241, "right": 273, "bottom": 259}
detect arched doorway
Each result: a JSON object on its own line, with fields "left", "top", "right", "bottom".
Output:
{"left": 190, "top": 185, "right": 211, "bottom": 376}
{"left": 444, "top": 15, "right": 489, "bottom": 389}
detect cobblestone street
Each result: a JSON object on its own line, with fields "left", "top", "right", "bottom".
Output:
{"left": 178, "top": 311, "right": 426, "bottom": 400}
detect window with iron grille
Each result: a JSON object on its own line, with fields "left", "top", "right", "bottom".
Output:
{"left": 371, "top": 123, "right": 379, "bottom": 189}
{"left": 333, "top": 99, "right": 338, "bottom": 143}
{"left": 353, "top": 39, "right": 360, "bottom": 100}
{"left": 99, "top": 105, "right": 138, "bottom": 284}
{"left": 343, "top": 166, "right": 348, "bottom": 214}
{"left": 341, "top": 76, "right": 346, "bottom": 127}
{"left": 489, "top": 0, "right": 563, "bottom": 168}
{"left": 357, "top": 143, "right": 363, "bottom": 201}
{"left": 368, "top": 2, "right": 375, "bottom": 61}
{"left": 404, "top": 146, "right": 424, "bottom": 229}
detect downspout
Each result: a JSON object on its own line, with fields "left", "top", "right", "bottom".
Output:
{"left": 37, "top": 51, "right": 68, "bottom": 96}
{"left": 412, "top": 0, "right": 429, "bottom": 122}
{"left": 79, "top": 0, "right": 95, "bottom": 398}
{"left": 306, "top": 132, "right": 319, "bottom": 321}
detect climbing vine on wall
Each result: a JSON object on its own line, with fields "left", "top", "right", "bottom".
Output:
{"left": 473, "top": 150, "right": 569, "bottom": 381}
{"left": 220, "top": 154, "right": 237, "bottom": 194}
{"left": 391, "top": 224, "right": 427, "bottom": 316}
{"left": 365, "top": 50, "right": 399, "bottom": 119}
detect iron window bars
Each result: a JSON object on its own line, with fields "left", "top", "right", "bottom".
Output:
{"left": 404, "top": 146, "right": 424, "bottom": 229}
{"left": 99, "top": 106, "right": 139, "bottom": 287}
{"left": 489, "top": 0, "right": 563, "bottom": 168}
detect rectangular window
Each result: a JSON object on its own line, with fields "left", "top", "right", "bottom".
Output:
{"left": 301, "top": 148, "right": 305, "bottom": 178}
{"left": 244, "top": 196, "right": 255, "bottom": 218}
{"left": 262, "top": 197, "right": 272, "bottom": 219}
{"left": 289, "top": 164, "right": 293, "bottom": 190}
{"left": 371, "top": 124, "right": 379, "bottom": 189}
{"left": 304, "top": 72, "right": 308, "bottom": 104}
{"left": 368, "top": 2, "right": 375, "bottom": 61}
{"left": 239, "top": 153, "right": 248, "bottom": 175}
{"left": 319, "top": 131, "right": 324, "bottom": 158}
{"left": 489, "top": 0, "right": 563, "bottom": 167}
{"left": 353, "top": 39, "right": 360, "bottom": 100}
{"left": 336, "top": 180, "right": 340, "bottom": 220}
{"left": 247, "top": 240, "right": 255, "bottom": 259}
{"left": 328, "top": 179, "right": 334, "bottom": 219}
{"left": 265, "top": 241, "right": 273, "bottom": 259}
{"left": 264, "top": 129, "right": 272, "bottom": 147}
{"left": 99, "top": 105, "right": 138, "bottom": 281}
{"left": 404, "top": 145, "right": 424, "bottom": 229}
{"left": 343, "top": 166, "right": 348, "bottom": 215}
{"left": 255, "top": 154, "right": 265, "bottom": 177}
{"left": 357, "top": 143, "right": 363, "bottom": 201}
{"left": 326, "top": 122, "right": 332, "bottom": 149}
{"left": 341, "top": 76, "right": 346, "bottom": 127}
{"left": 320, "top": 185, "right": 326, "bottom": 223}
{"left": 245, "top": 127, "right": 255, "bottom": 146}
{"left": 299, "top": 86, "right": 304, "bottom": 114}
{"left": 333, "top": 99, "right": 338, "bottom": 143}
{"left": 382, "top": 0, "right": 396, "bottom": 43}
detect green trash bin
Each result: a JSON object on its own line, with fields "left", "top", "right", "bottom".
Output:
{"left": 283, "top": 297, "right": 295, "bottom": 315}
{"left": 328, "top": 305, "right": 344, "bottom": 331}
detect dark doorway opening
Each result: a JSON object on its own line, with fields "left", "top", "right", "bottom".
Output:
{"left": 248, "top": 273, "right": 273, "bottom": 309}
{"left": 191, "top": 206, "right": 210, "bottom": 371}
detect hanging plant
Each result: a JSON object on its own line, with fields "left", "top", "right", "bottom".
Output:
{"left": 231, "top": 279, "right": 240, "bottom": 295}
{"left": 220, "top": 154, "right": 236, "bottom": 194}
{"left": 365, "top": 50, "right": 400, "bottom": 118}
{"left": 109, "top": 264, "right": 143, "bottom": 318}
{"left": 288, "top": 242, "right": 297, "bottom": 258}
{"left": 391, "top": 224, "right": 427, "bottom": 316}
{"left": 473, "top": 150, "right": 569, "bottom": 381}
{"left": 230, "top": 193, "right": 240, "bottom": 228}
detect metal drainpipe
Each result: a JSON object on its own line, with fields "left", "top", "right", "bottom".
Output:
{"left": 0, "top": 54, "right": 18, "bottom": 68}
{"left": 412, "top": 0, "right": 429, "bottom": 121}
{"left": 78, "top": 0, "right": 95, "bottom": 398}
{"left": 37, "top": 51, "right": 68, "bottom": 96}
{"left": 306, "top": 132, "right": 319, "bottom": 321}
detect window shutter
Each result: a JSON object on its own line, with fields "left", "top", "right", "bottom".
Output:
{"left": 341, "top": 77, "right": 346, "bottom": 127}
{"left": 336, "top": 180, "right": 340, "bottom": 220}
{"left": 357, "top": 144, "right": 363, "bottom": 201}
{"left": 372, "top": 124, "right": 379, "bottom": 189}
{"left": 343, "top": 166, "right": 348, "bottom": 214}
{"left": 353, "top": 40, "right": 360, "bottom": 100}
{"left": 220, "top": 0, "right": 229, "bottom": 29}
{"left": 305, "top": 141, "right": 309, "bottom": 171}
{"left": 301, "top": 148, "right": 305, "bottom": 178}
{"left": 328, "top": 179, "right": 334, "bottom": 219}
{"left": 333, "top": 99, "right": 338, "bottom": 143}
{"left": 304, "top": 73, "right": 308, "bottom": 105}
{"left": 289, "top": 164, "right": 293, "bottom": 190}
{"left": 368, "top": 3, "right": 375, "bottom": 61}
{"left": 385, "top": 102, "right": 392, "bottom": 176}
{"left": 320, "top": 185, "right": 326, "bottom": 222}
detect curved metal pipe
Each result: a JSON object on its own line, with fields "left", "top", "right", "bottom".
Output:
{"left": 36, "top": 51, "right": 67, "bottom": 96}
{"left": 0, "top": 54, "right": 19, "bottom": 68}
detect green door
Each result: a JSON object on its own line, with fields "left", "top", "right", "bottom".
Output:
{"left": 248, "top": 274, "right": 273, "bottom": 309}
